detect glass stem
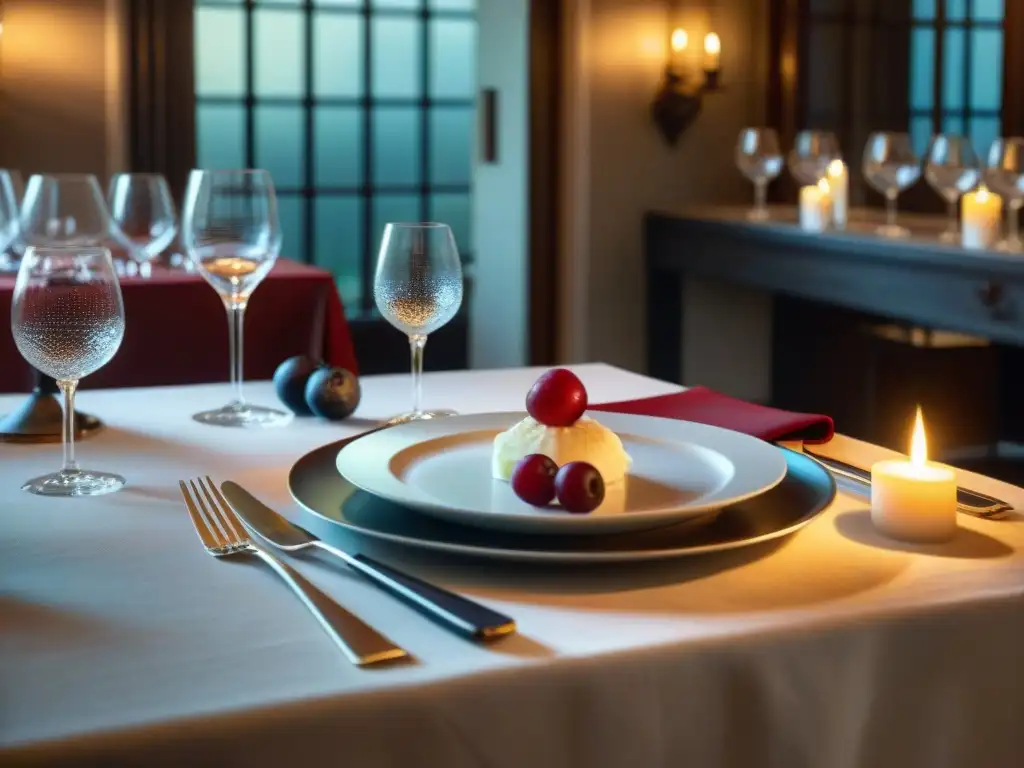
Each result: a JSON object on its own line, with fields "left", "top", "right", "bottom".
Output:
{"left": 886, "top": 190, "right": 898, "bottom": 228}
{"left": 409, "top": 334, "right": 427, "bottom": 415}
{"left": 58, "top": 379, "right": 79, "bottom": 474}
{"left": 226, "top": 300, "right": 247, "bottom": 407}
{"left": 754, "top": 179, "right": 767, "bottom": 214}
{"left": 1010, "top": 200, "right": 1022, "bottom": 243}
{"left": 947, "top": 199, "right": 958, "bottom": 236}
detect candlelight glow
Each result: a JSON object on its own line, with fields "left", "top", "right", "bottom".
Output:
{"left": 977, "top": 185, "right": 990, "bottom": 202}
{"left": 704, "top": 32, "right": 720, "bottom": 55}
{"left": 828, "top": 159, "right": 845, "bottom": 177}
{"left": 817, "top": 178, "right": 830, "bottom": 193}
{"left": 910, "top": 406, "right": 928, "bottom": 466}
{"left": 671, "top": 28, "right": 688, "bottom": 52}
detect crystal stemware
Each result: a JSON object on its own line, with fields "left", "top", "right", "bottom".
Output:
{"left": 924, "top": 134, "right": 981, "bottom": 243}
{"left": 374, "top": 222, "right": 464, "bottom": 425}
{"left": 107, "top": 173, "right": 178, "bottom": 272}
{"left": 788, "top": 130, "right": 841, "bottom": 186}
{"left": 181, "top": 169, "right": 289, "bottom": 427}
{"left": 985, "top": 137, "right": 1024, "bottom": 252}
{"left": 863, "top": 132, "right": 921, "bottom": 238}
{"left": 0, "top": 170, "right": 21, "bottom": 273}
{"left": 11, "top": 246, "right": 126, "bottom": 496}
{"left": 736, "top": 127, "right": 784, "bottom": 220}
{"left": 20, "top": 174, "right": 117, "bottom": 248}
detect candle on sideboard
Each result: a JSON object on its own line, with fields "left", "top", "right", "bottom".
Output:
{"left": 799, "top": 179, "right": 832, "bottom": 232}
{"left": 871, "top": 407, "right": 957, "bottom": 543}
{"left": 961, "top": 185, "right": 1002, "bottom": 250}
{"left": 826, "top": 159, "right": 848, "bottom": 230}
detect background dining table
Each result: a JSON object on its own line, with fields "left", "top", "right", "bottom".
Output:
{"left": 2, "top": 363, "right": 1024, "bottom": 767}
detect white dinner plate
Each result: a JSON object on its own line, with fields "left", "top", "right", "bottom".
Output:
{"left": 335, "top": 411, "right": 787, "bottom": 535}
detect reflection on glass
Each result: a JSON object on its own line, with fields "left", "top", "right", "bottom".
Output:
{"left": 924, "top": 135, "right": 980, "bottom": 242}
{"left": 107, "top": 173, "right": 178, "bottom": 267}
{"left": 788, "top": 130, "right": 840, "bottom": 185}
{"left": 735, "top": 127, "right": 783, "bottom": 221}
{"left": 20, "top": 174, "right": 115, "bottom": 249}
{"left": 863, "top": 131, "right": 921, "bottom": 239}
{"left": 985, "top": 137, "right": 1024, "bottom": 252}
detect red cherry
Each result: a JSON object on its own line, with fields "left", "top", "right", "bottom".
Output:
{"left": 511, "top": 454, "right": 558, "bottom": 506}
{"left": 555, "top": 462, "right": 605, "bottom": 514}
{"left": 526, "top": 368, "right": 588, "bottom": 427}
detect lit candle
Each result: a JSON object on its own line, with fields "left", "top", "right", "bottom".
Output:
{"left": 799, "top": 179, "right": 832, "bottom": 232}
{"left": 961, "top": 185, "right": 1002, "bottom": 250}
{"left": 669, "top": 28, "right": 688, "bottom": 72}
{"left": 871, "top": 407, "right": 957, "bottom": 543}
{"left": 703, "top": 32, "right": 721, "bottom": 71}
{"left": 826, "top": 159, "right": 848, "bottom": 230}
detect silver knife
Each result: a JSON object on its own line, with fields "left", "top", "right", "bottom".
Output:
{"left": 220, "top": 481, "right": 517, "bottom": 641}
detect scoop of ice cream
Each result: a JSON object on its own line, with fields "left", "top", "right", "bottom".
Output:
{"left": 492, "top": 415, "right": 631, "bottom": 484}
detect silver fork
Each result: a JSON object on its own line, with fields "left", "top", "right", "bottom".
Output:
{"left": 179, "top": 476, "right": 408, "bottom": 666}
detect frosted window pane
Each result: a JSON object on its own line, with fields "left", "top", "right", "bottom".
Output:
{"left": 315, "top": 196, "right": 363, "bottom": 309}
{"left": 277, "top": 195, "right": 306, "bottom": 261}
{"left": 256, "top": 106, "right": 304, "bottom": 188}
{"left": 314, "top": 14, "right": 363, "bottom": 97}
{"left": 372, "top": 195, "right": 420, "bottom": 252}
{"left": 942, "top": 27, "right": 965, "bottom": 110}
{"left": 910, "top": 28, "right": 934, "bottom": 111}
{"left": 373, "top": 108, "right": 421, "bottom": 186}
{"left": 970, "top": 30, "right": 1003, "bottom": 110}
{"left": 429, "top": 0, "right": 475, "bottom": 9}
{"left": 910, "top": 116, "right": 933, "bottom": 157}
{"left": 429, "top": 20, "right": 475, "bottom": 98}
{"left": 257, "top": 0, "right": 302, "bottom": 5}
{"left": 195, "top": 9, "right": 246, "bottom": 97}
{"left": 315, "top": 107, "right": 362, "bottom": 187}
{"left": 429, "top": 194, "right": 470, "bottom": 255}
{"left": 973, "top": 0, "right": 1003, "bottom": 20}
{"left": 372, "top": 0, "right": 420, "bottom": 7}
{"left": 946, "top": 0, "right": 966, "bottom": 20}
{"left": 912, "top": 0, "right": 936, "bottom": 18}
{"left": 315, "top": 1, "right": 362, "bottom": 6}
{"left": 197, "top": 104, "right": 247, "bottom": 169}
{"left": 430, "top": 107, "right": 472, "bottom": 185}
{"left": 970, "top": 118, "right": 1000, "bottom": 164}
{"left": 942, "top": 114, "right": 964, "bottom": 136}
{"left": 255, "top": 10, "right": 304, "bottom": 96}
{"left": 372, "top": 19, "right": 420, "bottom": 97}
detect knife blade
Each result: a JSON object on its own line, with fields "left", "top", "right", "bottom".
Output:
{"left": 220, "top": 481, "right": 517, "bottom": 641}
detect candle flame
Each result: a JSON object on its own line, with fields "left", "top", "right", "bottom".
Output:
{"left": 910, "top": 406, "right": 928, "bottom": 466}
{"left": 817, "top": 178, "right": 830, "bottom": 193}
{"left": 977, "top": 184, "right": 989, "bottom": 202}
{"left": 827, "top": 159, "right": 845, "bottom": 177}
{"left": 671, "top": 28, "right": 688, "bottom": 52}
{"left": 704, "top": 32, "right": 720, "bottom": 55}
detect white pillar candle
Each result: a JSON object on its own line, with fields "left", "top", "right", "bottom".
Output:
{"left": 826, "top": 159, "right": 848, "bottom": 230}
{"left": 871, "top": 407, "right": 957, "bottom": 543}
{"left": 961, "top": 185, "right": 1002, "bottom": 250}
{"left": 799, "top": 179, "right": 831, "bottom": 232}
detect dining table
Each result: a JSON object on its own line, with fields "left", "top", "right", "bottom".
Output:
{"left": 2, "top": 363, "right": 1024, "bottom": 767}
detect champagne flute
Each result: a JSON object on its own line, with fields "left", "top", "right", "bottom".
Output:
{"left": 788, "top": 130, "right": 840, "bottom": 185}
{"left": 12, "top": 246, "right": 126, "bottom": 496}
{"left": 107, "top": 173, "right": 178, "bottom": 272}
{"left": 374, "top": 222, "right": 464, "bottom": 424}
{"left": 863, "top": 132, "right": 921, "bottom": 238}
{"left": 985, "top": 137, "right": 1024, "bottom": 252}
{"left": 181, "top": 169, "right": 289, "bottom": 427}
{"left": 736, "top": 127, "right": 783, "bottom": 220}
{"left": 924, "top": 134, "right": 981, "bottom": 243}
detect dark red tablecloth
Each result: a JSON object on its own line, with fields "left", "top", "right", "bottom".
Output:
{"left": 0, "top": 260, "right": 358, "bottom": 393}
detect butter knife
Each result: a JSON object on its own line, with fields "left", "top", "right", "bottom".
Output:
{"left": 803, "top": 449, "right": 1014, "bottom": 520}
{"left": 221, "top": 481, "right": 517, "bottom": 641}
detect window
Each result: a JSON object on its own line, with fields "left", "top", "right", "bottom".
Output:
{"left": 193, "top": 0, "right": 477, "bottom": 316}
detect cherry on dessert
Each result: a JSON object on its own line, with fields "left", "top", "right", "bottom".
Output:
{"left": 526, "top": 368, "right": 588, "bottom": 427}
{"left": 511, "top": 454, "right": 558, "bottom": 506}
{"left": 555, "top": 462, "right": 605, "bottom": 514}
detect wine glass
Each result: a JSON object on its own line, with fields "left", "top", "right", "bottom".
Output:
{"left": 788, "top": 130, "right": 840, "bottom": 185}
{"left": 985, "top": 137, "right": 1024, "bottom": 252}
{"left": 181, "top": 169, "right": 289, "bottom": 427}
{"left": 11, "top": 246, "right": 126, "bottom": 496}
{"left": 736, "top": 127, "right": 783, "bottom": 220}
{"left": 373, "top": 223, "right": 464, "bottom": 424}
{"left": 20, "top": 174, "right": 117, "bottom": 249}
{"left": 863, "top": 132, "right": 921, "bottom": 238}
{"left": 925, "top": 135, "right": 981, "bottom": 242}
{"left": 0, "top": 171, "right": 21, "bottom": 273}
{"left": 107, "top": 173, "right": 178, "bottom": 271}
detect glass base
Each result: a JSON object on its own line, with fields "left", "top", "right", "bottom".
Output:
{"left": 385, "top": 409, "right": 458, "bottom": 426}
{"left": 23, "top": 468, "right": 126, "bottom": 497}
{"left": 192, "top": 403, "right": 291, "bottom": 428}
{"left": 876, "top": 224, "right": 910, "bottom": 239}
{"left": 996, "top": 238, "right": 1024, "bottom": 253}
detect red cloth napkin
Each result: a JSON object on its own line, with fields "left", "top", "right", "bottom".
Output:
{"left": 590, "top": 387, "right": 834, "bottom": 444}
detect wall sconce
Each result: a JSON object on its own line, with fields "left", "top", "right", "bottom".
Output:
{"left": 651, "top": 25, "right": 723, "bottom": 146}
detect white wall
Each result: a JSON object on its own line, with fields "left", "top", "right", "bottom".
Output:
{"left": 560, "top": 0, "right": 773, "bottom": 401}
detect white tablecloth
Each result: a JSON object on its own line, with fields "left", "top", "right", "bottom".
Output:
{"left": 2, "top": 364, "right": 1024, "bottom": 767}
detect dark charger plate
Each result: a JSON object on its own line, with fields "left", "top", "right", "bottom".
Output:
{"left": 288, "top": 436, "right": 837, "bottom": 563}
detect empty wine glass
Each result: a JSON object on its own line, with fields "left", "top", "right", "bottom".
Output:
{"left": 374, "top": 223, "right": 464, "bottom": 425}
{"left": 788, "top": 130, "right": 840, "bottom": 185}
{"left": 0, "top": 171, "right": 21, "bottom": 273}
{"left": 182, "top": 169, "right": 289, "bottom": 427}
{"left": 108, "top": 173, "right": 178, "bottom": 271}
{"left": 20, "top": 174, "right": 116, "bottom": 249}
{"left": 863, "top": 132, "right": 921, "bottom": 238}
{"left": 925, "top": 135, "right": 981, "bottom": 242}
{"left": 736, "top": 127, "right": 783, "bottom": 220}
{"left": 12, "top": 246, "right": 126, "bottom": 496}
{"left": 985, "top": 137, "right": 1024, "bottom": 252}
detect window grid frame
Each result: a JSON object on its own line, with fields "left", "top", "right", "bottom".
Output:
{"left": 195, "top": 0, "right": 475, "bottom": 316}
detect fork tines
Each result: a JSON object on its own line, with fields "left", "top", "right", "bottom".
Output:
{"left": 179, "top": 476, "right": 249, "bottom": 555}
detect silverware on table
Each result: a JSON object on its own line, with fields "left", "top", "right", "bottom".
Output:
{"left": 802, "top": 450, "right": 1014, "bottom": 520}
{"left": 220, "top": 481, "right": 517, "bottom": 641}
{"left": 179, "top": 476, "right": 408, "bottom": 666}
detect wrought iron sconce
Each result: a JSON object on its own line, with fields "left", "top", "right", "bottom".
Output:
{"left": 651, "top": 27, "right": 722, "bottom": 146}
